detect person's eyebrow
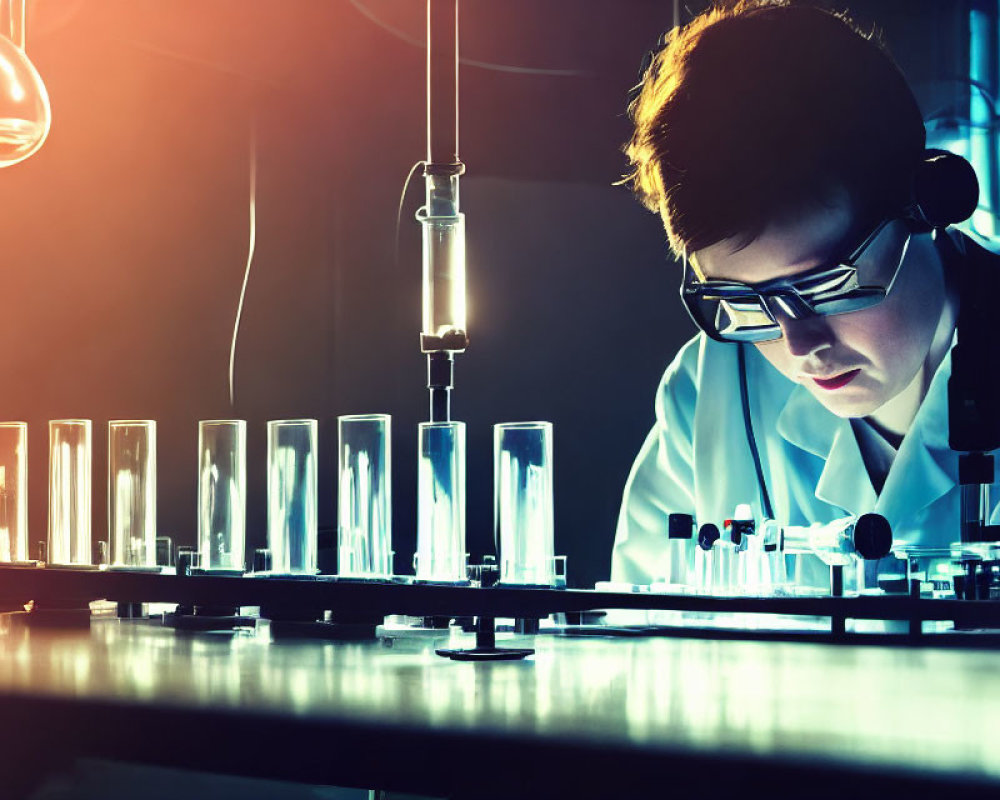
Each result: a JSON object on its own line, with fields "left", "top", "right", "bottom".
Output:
{"left": 793, "top": 221, "right": 871, "bottom": 270}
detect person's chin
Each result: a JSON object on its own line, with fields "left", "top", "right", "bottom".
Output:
{"left": 809, "top": 384, "right": 882, "bottom": 419}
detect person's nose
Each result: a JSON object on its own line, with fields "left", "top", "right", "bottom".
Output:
{"left": 775, "top": 312, "right": 835, "bottom": 358}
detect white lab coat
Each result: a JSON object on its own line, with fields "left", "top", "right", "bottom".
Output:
{"left": 611, "top": 330, "right": 1000, "bottom": 587}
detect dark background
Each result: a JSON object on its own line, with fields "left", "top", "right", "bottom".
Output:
{"left": 0, "top": 0, "right": 987, "bottom": 587}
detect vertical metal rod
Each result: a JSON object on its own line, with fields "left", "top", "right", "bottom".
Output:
{"left": 829, "top": 565, "right": 845, "bottom": 637}
{"left": 428, "top": 351, "right": 454, "bottom": 423}
{"left": 476, "top": 616, "right": 496, "bottom": 650}
{"left": 427, "top": 0, "right": 459, "bottom": 165}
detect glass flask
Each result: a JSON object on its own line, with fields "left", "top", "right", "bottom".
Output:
{"left": 0, "top": 422, "right": 27, "bottom": 562}
{"left": 0, "top": 0, "right": 51, "bottom": 167}
{"left": 267, "top": 419, "right": 318, "bottom": 575}
{"left": 338, "top": 414, "right": 392, "bottom": 578}
{"left": 48, "top": 419, "right": 91, "bottom": 565}
{"left": 108, "top": 420, "right": 156, "bottom": 567}
{"left": 415, "top": 421, "right": 466, "bottom": 582}
{"left": 494, "top": 421, "right": 555, "bottom": 586}
{"left": 197, "top": 420, "right": 246, "bottom": 572}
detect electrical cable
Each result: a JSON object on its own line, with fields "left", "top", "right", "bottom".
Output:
{"left": 229, "top": 118, "right": 257, "bottom": 407}
{"left": 395, "top": 159, "right": 427, "bottom": 270}
{"left": 738, "top": 342, "right": 774, "bottom": 520}
{"left": 348, "top": 0, "right": 591, "bottom": 77}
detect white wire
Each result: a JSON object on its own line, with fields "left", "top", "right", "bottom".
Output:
{"left": 348, "top": 0, "right": 591, "bottom": 78}
{"left": 396, "top": 159, "right": 427, "bottom": 269}
{"left": 229, "top": 120, "right": 257, "bottom": 407}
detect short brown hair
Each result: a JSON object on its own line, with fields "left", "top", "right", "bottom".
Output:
{"left": 623, "top": 1, "right": 926, "bottom": 257}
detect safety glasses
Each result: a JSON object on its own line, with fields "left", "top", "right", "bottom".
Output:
{"left": 681, "top": 217, "right": 913, "bottom": 343}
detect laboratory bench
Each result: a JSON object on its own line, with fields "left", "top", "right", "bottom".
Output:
{"left": 1, "top": 608, "right": 999, "bottom": 799}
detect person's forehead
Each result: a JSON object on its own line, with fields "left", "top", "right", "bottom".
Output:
{"left": 692, "top": 201, "right": 858, "bottom": 284}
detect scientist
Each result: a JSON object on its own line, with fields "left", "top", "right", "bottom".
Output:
{"left": 612, "top": 0, "right": 999, "bottom": 588}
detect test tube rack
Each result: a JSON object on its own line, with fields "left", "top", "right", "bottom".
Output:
{"left": 2, "top": 564, "right": 1000, "bottom": 649}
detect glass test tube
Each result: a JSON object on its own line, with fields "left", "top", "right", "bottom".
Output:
{"left": 0, "top": 422, "right": 27, "bottom": 562}
{"left": 416, "top": 421, "right": 466, "bottom": 582}
{"left": 783, "top": 517, "right": 860, "bottom": 566}
{"left": 197, "top": 420, "right": 246, "bottom": 572}
{"left": 420, "top": 208, "right": 467, "bottom": 339}
{"left": 108, "top": 420, "right": 156, "bottom": 567}
{"left": 267, "top": 419, "right": 318, "bottom": 575}
{"left": 48, "top": 419, "right": 92, "bottom": 565}
{"left": 338, "top": 414, "right": 392, "bottom": 578}
{"left": 494, "top": 421, "right": 555, "bottom": 586}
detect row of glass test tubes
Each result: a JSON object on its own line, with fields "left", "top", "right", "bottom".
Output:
{"left": 0, "top": 418, "right": 559, "bottom": 586}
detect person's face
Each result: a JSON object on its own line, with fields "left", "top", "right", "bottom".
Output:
{"left": 689, "top": 198, "right": 948, "bottom": 420}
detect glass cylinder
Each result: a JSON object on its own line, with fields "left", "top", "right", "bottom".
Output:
{"left": 48, "top": 419, "right": 92, "bottom": 565}
{"left": 416, "top": 421, "right": 466, "bottom": 582}
{"left": 0, "top": 422, "right": 27, "bottom": 562}
{"left": 197, "top": 420, "right": 246, "bottom": 572}
{"left": 337, "top": 414, "right": 392, "bottom": 578}
{"left": 108, "top": 420, "right": 156, "bottom": 567}
{"left": 420, "top": 208, "right": 466, "bottom": 340}
{"left": 267, "top": 419, "right": 318, "bottom": 575}
{"left": 494, "top": 421, "right": 555, "bottom": 586}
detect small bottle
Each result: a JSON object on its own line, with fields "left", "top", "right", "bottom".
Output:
{"left": 664, "top": 513, "right": 695, "bottom": 587}
{"left": 695, "top": 523, "right": 720, "bottom": 594}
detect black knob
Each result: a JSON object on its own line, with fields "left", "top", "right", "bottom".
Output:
{"left": 698, "top": 523, "right": 720, "bottom": 551}
{"left": 853, "top": 513, "right": 892, "bottom": 560}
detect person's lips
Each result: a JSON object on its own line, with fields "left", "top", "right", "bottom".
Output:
{"left": 810, "top": 368, "right": 861, "bottom": 390}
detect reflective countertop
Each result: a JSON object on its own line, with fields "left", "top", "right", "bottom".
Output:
{"left": 0, "top": 615, "right": 997, "bottom": 787}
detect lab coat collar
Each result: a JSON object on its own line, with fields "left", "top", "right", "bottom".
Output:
{"left": 875, "top": 350, "right": 955, "bottom": 534}
{"left": 776, "top": 384, "right": 876, "bottom": 516}
{"left": 775, "top": 350, "right": 956, "bottom": 528}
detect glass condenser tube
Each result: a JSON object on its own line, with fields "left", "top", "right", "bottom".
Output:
{"left": 267, "top": 419, "right": 318, "bottom": 575}
{"left": 416, "top": 421, "right": 466, "bottom": 582}
{"left": 338, "top": 414, "right": 392, "bottom": 578}
{"left": 419, "top": 186, "right": 466, "bottom": 342}
{"left": 494, "top": 421, "right": 555, "bottom": 586}
{"left": 0, "top": 422, "right": 27, "bottom": 562}
{"left": 197, "top": 420, "right": 246, "bottom": 572}
{"left": 108, "top": 420, "right": 156, "bottom": 567}
{"left": 48, "top": 419, "right": 91, "bottom": 565}
{"left": 780, "top": 514, "right": 892, "bottom": 566}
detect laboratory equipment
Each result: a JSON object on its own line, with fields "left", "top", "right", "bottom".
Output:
{"left": 779, "top": 513, "right": 892, "bottom": 566}
{"left": 108, "top": 420, "right": 156, "bottom": 568}
{"left": 0, "top": 0, "right": 50, "bottom": 167}
{"left": 694, "top": 523, "right": 720, "bottom": 594}
{"left": 338, "top": 414, "right": 392, "bottom": 579}
{"left": 48, "top": 419, "right": 91, "bottom": 565}
{"left": 419, "top": 0, "right": 467, "bottom": 424}
{"left": 945, "top": 173, "right": 1000, "bottom": 547}
{"left": 758, "top": 518, "right": 789, "bottom": 591}
{"left": 0, "top": 421, "right": 27, "bottom": 562}
{"left": 662, "top": 513, "right": 694, "bottom": 586}
{"left": 415, "top": 421, "right": 466, "bottom": 583}
{"left": 267, "top": 419, "right": 318, "bottom": 575}
{"left": 197, "top": 420, "right": 246, "bottom": 572}
{"left": 494, "top": 421, "right": 555, "bottom": 586}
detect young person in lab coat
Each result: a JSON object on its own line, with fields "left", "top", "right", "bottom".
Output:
{"left": 612, "top": 1, "right": 999, "bottom": 589}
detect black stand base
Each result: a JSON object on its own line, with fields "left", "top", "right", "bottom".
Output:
{"left": 163, "top": 605, "right": 254, "bottom": 632}
{"left": 435, "top": 616, "right": 535, "bottom": 661}
{"left": 435, "top": 646, "right": 535, "bottom": 662}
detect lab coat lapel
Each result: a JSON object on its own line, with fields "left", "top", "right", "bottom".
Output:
{"left": 776, "top": 384, "right": 877, "bottom": 516}
{"left": 875, "top": 355, "right": 955, "bottom": 533}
